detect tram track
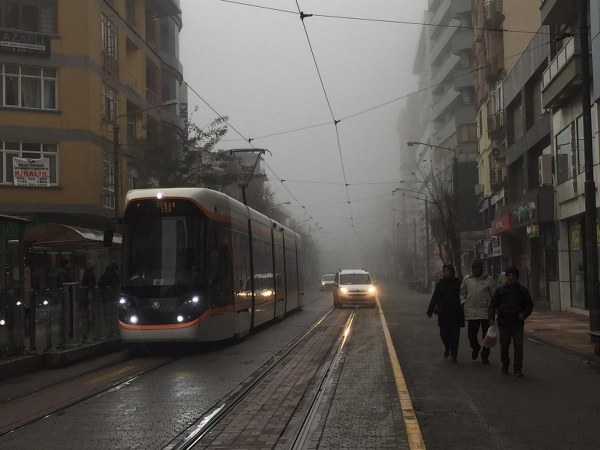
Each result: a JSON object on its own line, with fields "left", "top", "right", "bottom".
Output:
{"left": 0, "top": 353, "right": 178, "bottom": 436}
{"left": 164, "top": 307, "right": 356, "bottom": 450}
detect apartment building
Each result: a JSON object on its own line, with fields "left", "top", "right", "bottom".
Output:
{"left": 407, "top": 0, "right": 479, "bottom": 276}
{"left": 0, "top": 0, "right": 185, "bottom": 286}
{"left": 472, "top": 0, "right": 546, "bottom": 288}
{"left": 541, "top": 0, "right": 599, "bottom": 312}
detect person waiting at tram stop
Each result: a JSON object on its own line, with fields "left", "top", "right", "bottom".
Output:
{"left": 460, "top": 260, "right": 495, "bottom": 364}
{"left": 489, "top": 266, "right": 534, "bottom": 377}
{"left": 98, "top": 263, "right": 120, "bottom": 293}
{"left": 81, "top": 260, "right": 97, "bottom": 289}
{"left": 427, "top": 264, "right": 464, "bottom": 362}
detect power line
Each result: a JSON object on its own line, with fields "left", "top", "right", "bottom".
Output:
{"left": 214, "top": 0, "right": 552, "bottom": 36}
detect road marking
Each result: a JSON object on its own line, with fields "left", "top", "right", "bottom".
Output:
{"left": 86, "top": 366, "right": 136, "bottom": 384}
{"left": 377, "top": 299, "right": 426, "bottom": 450}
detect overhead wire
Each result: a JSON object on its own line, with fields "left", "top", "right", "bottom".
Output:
{"left": 294, "top": 0, "right": 354, "bottom": 225}
{"left": 181, "top": 1, "right": 551, "bottom": 231}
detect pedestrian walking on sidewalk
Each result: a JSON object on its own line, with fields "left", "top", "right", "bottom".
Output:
{"left": 460, "top": 260, "right": 495, "bottom": 364}
{"left": 489, "top": 266, "right": 534, "bottom": 377}
{"left": 427, "top": 265, "right": 464, "bottom": 362}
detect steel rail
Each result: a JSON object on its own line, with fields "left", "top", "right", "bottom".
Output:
{"left": 164, "top": 308, "right": 338, "bottom": 450}
{"left": 288, "top": 308, "right": 356, "bottom": 449}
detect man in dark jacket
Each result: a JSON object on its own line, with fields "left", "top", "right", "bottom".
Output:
{"left": 489, "top": 266, "right": 534, "bottom": 377}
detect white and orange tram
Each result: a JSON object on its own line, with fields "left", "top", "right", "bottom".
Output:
{"left": 116, "top": 188, "right": 303, "bottom": 342}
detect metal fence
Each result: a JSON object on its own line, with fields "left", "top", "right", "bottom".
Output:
{"left": 0, "top": 284, "right": 119, "bottom": 359}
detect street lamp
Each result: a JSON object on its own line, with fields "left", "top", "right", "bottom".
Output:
{"left": 393, "top": 187, "right": 431, "bottom": 288}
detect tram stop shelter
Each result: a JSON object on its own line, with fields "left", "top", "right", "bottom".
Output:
{"left": 0, "top": 214, "right": 31, "bottom": 359}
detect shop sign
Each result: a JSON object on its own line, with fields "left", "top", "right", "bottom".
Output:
{"left": 571, "top": 227, "right": 581, "bottom": 251}
{"left": 12, "top": 157, "right": 50, "bottom": 186}
{"left": 512, "top": 201, "right": 536, "bottom": 224}
{"left": 492, "top": 235, "right": 502, "bottom": 256}
{"left": 527, "top": 224, "right": 539, "bottom": 238}
{"left": 0, "top": 30, "right": 50, "bottom": 57}
{"left": 490, "top": 214, "right": 512, "bottom": 235}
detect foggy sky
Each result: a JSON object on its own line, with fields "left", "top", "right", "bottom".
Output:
{"left": 179, "top": 0, "right": 425, "bottom": 273}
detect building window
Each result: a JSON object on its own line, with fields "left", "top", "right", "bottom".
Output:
{"left": 1, "top": 141, "right": 58, "bottom": 185}
{"left": 102, "top": 82, "right": 117, "bottom": 121}
{"left": 101, "top": 14, "right": 119, "bottom": 74}
{"left": 102, "top": 151, "right": 115, "bottom": 209}
{"left": 1, "top": 64, "right": 57, "bottom": 110}
{"left": 555, "top": 123, "right": 574, "bottom": 185}
{"left": 457, "top": 124, "right": 477, "bottom": 143}
{"left": 0, "top": 0, "right": 57, "bottom": 34}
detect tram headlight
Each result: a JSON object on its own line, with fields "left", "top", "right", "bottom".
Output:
{"left": 118, "top": 296, "right": 133, "bottom": 309}
{"left": 183, "top": 295, "right": 202, "bottom": 306}
{"left": 129, "top": 315, "right": 138, "bottom": 324}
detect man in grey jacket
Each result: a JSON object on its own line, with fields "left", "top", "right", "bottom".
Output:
{"left": 460, "top": 260, "right": 495, "bottom": 364}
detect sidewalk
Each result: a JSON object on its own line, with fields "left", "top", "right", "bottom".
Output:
{"left": 524, "top": 309, "right": 600, "bottom": 362}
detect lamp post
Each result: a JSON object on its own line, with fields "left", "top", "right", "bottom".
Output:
{"left": 578, "top": 0, "right": 600, "bottom": 340}
{"left": 228, "top": 148, "right": 272, "bottom": 205}
{"left": 393, "top": 187, "right": 431, "bottom": 288}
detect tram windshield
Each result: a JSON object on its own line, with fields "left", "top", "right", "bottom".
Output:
{"left": 122, "top": 199, "right": 209, "bottom": 296}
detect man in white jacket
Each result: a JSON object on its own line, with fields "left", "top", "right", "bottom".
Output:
{"left": 460, "top": 260, "right": 495, "bottom": 364}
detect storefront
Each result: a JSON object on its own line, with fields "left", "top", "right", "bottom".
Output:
{"left": 492, "top": 187, "right": 556, "bottom": 303}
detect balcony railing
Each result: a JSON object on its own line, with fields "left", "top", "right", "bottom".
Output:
{"left": 101, "top": 51, "right": 119, "bottom": 76}
{"left": 487, "top": 110, "right": 505, "bottom": 133}
{"left": 542, "top": 36, "right": 578, "bottom": 89}
{"left": 146, "top": 88, "right": 159, "bottom": 107}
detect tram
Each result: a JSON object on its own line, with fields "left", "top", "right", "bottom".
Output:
{"left": 115, "top": 188, "right": 303, "bottom": 342}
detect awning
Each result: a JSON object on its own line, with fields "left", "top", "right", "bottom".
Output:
{"left": 24, "top": 223, "right": 122, "bottom": 249}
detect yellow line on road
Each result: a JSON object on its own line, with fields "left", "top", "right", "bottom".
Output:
{"left": 377, "top": 299, "right": 426, "bottom": 450}
{"left": 86, "top": 366, "right": 135, "bottom": 384}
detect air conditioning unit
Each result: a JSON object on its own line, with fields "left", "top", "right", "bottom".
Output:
{"left": 538, "top": 154, "right": 553, "bottom": 186}
{"left": 474, "top": 184, "right": 484, "bottom": 196}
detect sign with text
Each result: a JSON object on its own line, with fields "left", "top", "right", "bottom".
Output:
{"left": 13, "top": 157, "right": 50, "bottom": 187}
{"left": 0, "top": 30, "right": 50, "bottom": 57}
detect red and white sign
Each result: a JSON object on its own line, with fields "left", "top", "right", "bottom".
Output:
{"left": 13, "top": 157, "right": 50, "bottom": 186}
{"left": 490, "top": 214, "right": 512, "bottom": 235}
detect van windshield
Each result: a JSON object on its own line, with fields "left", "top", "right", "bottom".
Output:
{"left": 339, "top": 273, "right": 371, "bottom": 285}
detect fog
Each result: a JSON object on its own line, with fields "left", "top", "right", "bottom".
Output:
{"left": 180, "top": 0, "right": 425, "bottom": 278}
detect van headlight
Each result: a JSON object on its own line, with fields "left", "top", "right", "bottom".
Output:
{"left": 368, "top": 286, "right": 376, "bottom": 294}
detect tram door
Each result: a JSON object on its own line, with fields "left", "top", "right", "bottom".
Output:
{"left": 272, "top": 228, "right": 286, "bottom": 319}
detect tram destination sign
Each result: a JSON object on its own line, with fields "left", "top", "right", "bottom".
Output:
{"left": 0, "top": 30, "right": 50, "bottom": 57}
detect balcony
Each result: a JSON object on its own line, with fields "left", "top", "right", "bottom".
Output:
{"left": 540, "top": 0, "right": 577, "bottom": 26}
{"left": 487, "top": 110, "right": 505, "bottom": 134}
{"left": 102, "top": 51, "right": 119, "bottom": 76}
{"left": 541, "top": 37, "right": 581, "bottom": 109}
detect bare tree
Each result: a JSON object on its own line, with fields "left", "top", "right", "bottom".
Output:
{"left": 420, "top": 167, "right": 462, "bottom": 276}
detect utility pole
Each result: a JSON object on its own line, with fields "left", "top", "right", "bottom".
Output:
{"left": 113, "top": 125, "right": 120, "bottom": 219}
{"left": 229, "top": 148, "right": 271, "bottom": 205}
{"left": 579, "top": 0, "right": 600, "bottom": 340}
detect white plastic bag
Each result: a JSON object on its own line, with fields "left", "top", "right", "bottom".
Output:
{"left": 482, "top": 323, "right": 498, "bottom": 348}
